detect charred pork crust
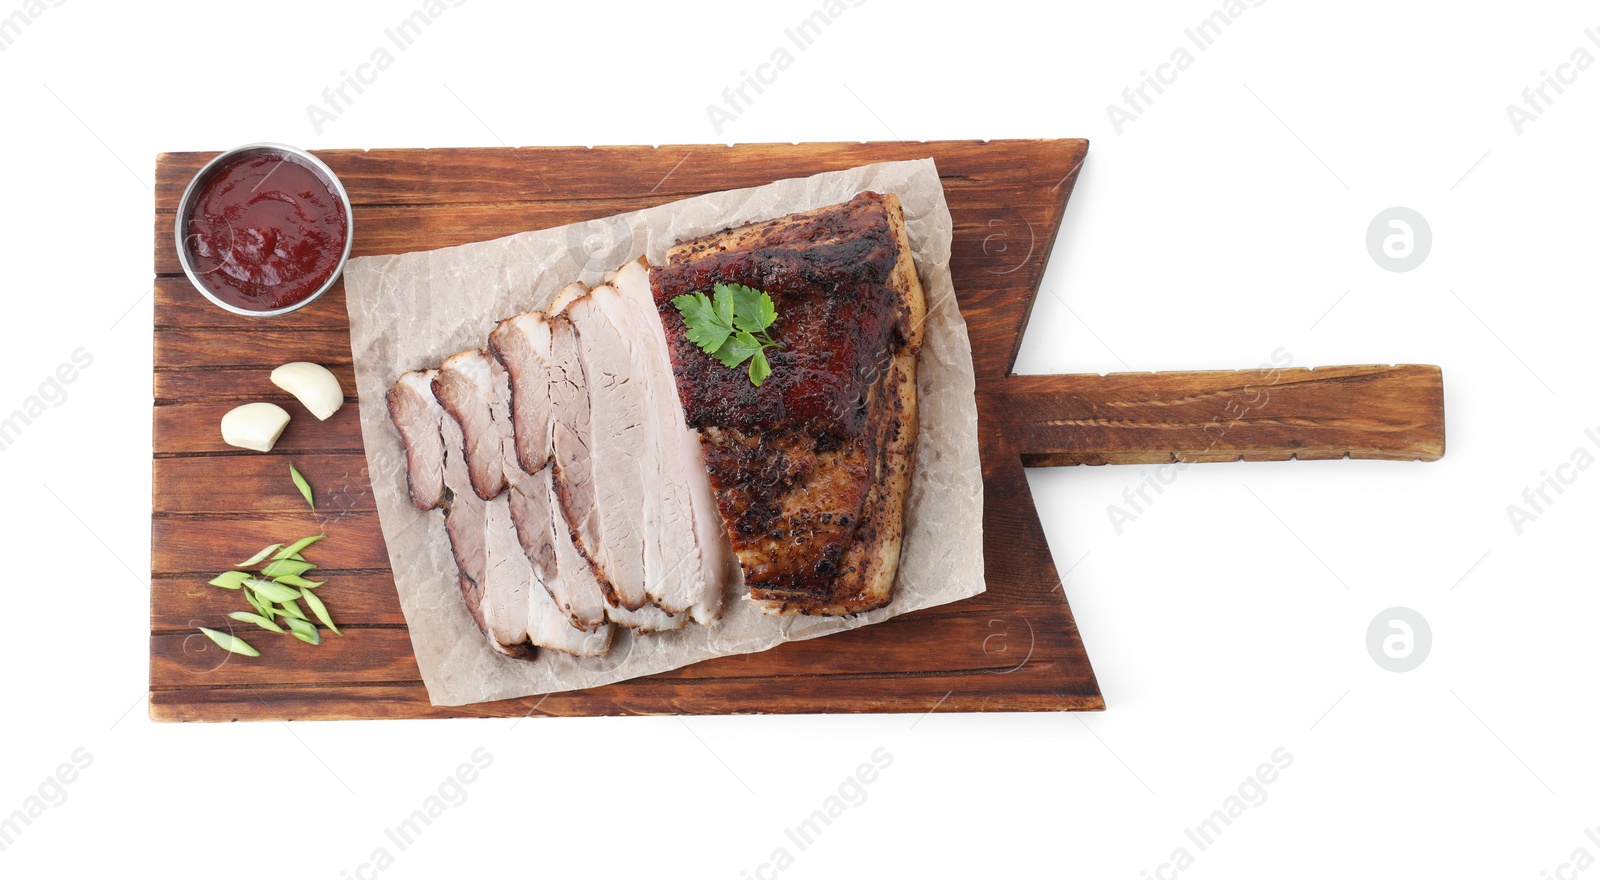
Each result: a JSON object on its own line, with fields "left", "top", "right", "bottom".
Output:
{"left": 652, "top": 192, "right": 910, "bottom": 438}
{"left": 651, "top": 191, "right": 925, "bottom": 614}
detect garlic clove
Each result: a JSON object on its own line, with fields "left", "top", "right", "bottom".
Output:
{"left": 220, "top": 402, "right": 291, "bottom": 452}
{"left": 271, "top": 362, "right": 344, "bottom": 420}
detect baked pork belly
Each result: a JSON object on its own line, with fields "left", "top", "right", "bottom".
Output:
{"left": 552, "top": 272, "right": 728, "bottom": 622}
{"left": 435, "top": 351, "right": 552, "bottom": 593}
{"left": 444, "top": 402, "right": 611, "bottom": 658}
{"left": 598, "top": 258, "right": 726, "bottom": 623}
{"left": 388, "top": 364, "right": 610, "bottom": 658}
{"left": 493, "top": 312, "right": 603, "bottom": 630}
{"left": 651, "top": 191, "right": 926, "bottom": 615}
{"left": 432, "top": 351, "right": 508, "bottom": 501}
{"left": 389, "top": 370, "right": 493, "bottom": 643}
{"left": 551, "top": 286, "right": 652, "bottom": 610}
{"left": 386, "top": 370, "right": 447, "bottom": 511}
{"left": 493, "top": 305, "right": 687, "bottom": 633}
{"left": 451, "top": 419, "right": 523, "bottom": 654}
{"left": 438, "top": 349, "right": 616, "bottom": 655}
{"left": 488, "top": 312, "right": 557, "bottom": 474}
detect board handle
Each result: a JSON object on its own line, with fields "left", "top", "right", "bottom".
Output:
{"left": 987, "top": 364, "right": 1445, "bottom": 467}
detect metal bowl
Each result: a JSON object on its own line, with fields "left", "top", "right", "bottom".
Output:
{"left": 173, "top": 142, "right": 354, "bottom": 318}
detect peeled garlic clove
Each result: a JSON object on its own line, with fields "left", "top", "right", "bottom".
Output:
{"left": 271, "top": 362, "right": 344, "bottom": 420}
{"left": 220, "top": 402, "right": 291, "bottom": 452}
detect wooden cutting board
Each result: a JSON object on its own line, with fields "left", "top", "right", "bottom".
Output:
{"left": 149, "top": 140, "right": 1445, "bottom": 722}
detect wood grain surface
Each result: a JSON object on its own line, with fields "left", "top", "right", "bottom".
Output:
{"left": 149, "top": 140, "right": 1444, "bottom": 722}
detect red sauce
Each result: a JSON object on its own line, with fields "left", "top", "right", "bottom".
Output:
{"left": 182, "top": 151, "right": 348, "bottom": 312}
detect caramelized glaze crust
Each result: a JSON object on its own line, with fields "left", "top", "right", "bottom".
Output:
{"left": 651, "top": 192, "right": 926, "bottom": 614}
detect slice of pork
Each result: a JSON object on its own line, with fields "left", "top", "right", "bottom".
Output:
{"left": 432, "top": 351, "right": 507, "bottom": 501}
{"left": 391, "top": 371, "right": 495, "bottom": 645}
{"left": 437, "top": 413, "right": 529, "bottom": 657}
{"left": 604, "top": 259, "right": 726, "bottom": 624}
{"left": 491, "top": 312, "right": 584, "bottom": 625}
{"left": 548, "top": 281, "right": 589, "bottom": 315}
{"left": 387, "top": 370, "right": 446, "bottom": 511}
{"left": 439, "top": 407, "right": 611, "bottom": 658}
{"left": 497, "top": 307, "right": 684, "bottom": 632}
{"left": 603, "top": 258, "right": 728, "bottom": 623}
{"left": 549, "top": 487, "right": 683, "bottom": 632}
{"left": 531, "top": 465, "right": 608, "bottom": 631}
{"left": 502, "top": 449, "right": 571, "bottom": 623}
{"left": 546, "top": 311, "right": 603, "bottom": 587}
{"left": 487, "top": 343, "right": 619, "bottom": 641}
{"left": 550, "top": 290, "right": 651, "bottom": 611}
{"left": 441, "top": 347, "right": 617, "bottom": 654}
{"left": 435, "top": 348, "right": 614, "bottom": 646}
{"left": 488, "top": 312, "right": 556, "bottom": 474}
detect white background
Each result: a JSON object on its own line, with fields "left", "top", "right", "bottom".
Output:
{"left": 1, "top": 1, "right": 1594, "bottom": 877}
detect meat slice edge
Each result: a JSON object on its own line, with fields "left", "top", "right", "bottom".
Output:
{"left": 593, "top": 257, "right": 723, "bottom": 621}
{"left": 390, "top": 370, "right": 496, "bottom": 646}
{"left": 437, "top": 413, "right": 530, "bottom": 657}
{"left": 446, "top": 346, "right": 616, "bottom": 654}
{"left": 488, "top": 313, "right": 555, "bottom": 474}
{"left": 554, "top": 288, "right": 651, "bottom": 611}
{"left": 432, "top": 350, "right": 508, "bottom": 501}
{"left": 495, "top": 308, "right": 677, "bottom": 631}
{"left": 387, "top": 371, "right": 446, "bottom": 511}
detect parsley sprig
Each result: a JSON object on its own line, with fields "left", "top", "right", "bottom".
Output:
{"left": 672, "top": 282, "right": 783, "bottom": 386}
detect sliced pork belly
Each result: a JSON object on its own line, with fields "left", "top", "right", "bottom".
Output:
{"left": 435, "top": 352, "right": 547, "bottom": 614}
{"left": 386, "top": 370, "right": 446, "bottom": 511}
{"left": 538, "top": 468, "right": 610, "bottom": 631}
{"left": 389, "top": 370, "right": 494, "bottom": 646}
{"left": 551, "top": 288, "right": 652, "bottom": 611}
{"left": 437, "top": 414, "right": 528, "bottom": 657}
{"left": 548, "top": 281, "right": 588, "bottom": 315}
{"left": 603, "top": 594, "right": 684, "bottom": 632}
{"left": 439, "top": 406, "right": 611, "bottom": 658}
{"left": 504, "top": 464, "right": 558, "bottom": 595}
{"left": 439, "top": 347, "right": 617, "bottom": 654}
{"left": 485, "top": 343, "right": 620, "bottom": 641}
{"left": 488, "top": 312, "right": 555, "bottom": 473}
{"left": 432, "top": 351, "right": 507, "bottom": 501}
{"left": 489, "top": 313, "right": 569, "bottom": 592}
{"left": 492, "top": 309, "right": 678, "bottom": 632}
{"left": 529, "top": 573, "right": 613, "bottom": 655}
{"left": 544, "top": 306, "right": 604, "bottom": 587}
{"left": 550, "top": 500, "right": 684, "bottom": 633}
{"left": 495, "top": 311, "right": 608, "bottom": 629}
{"left": 601, "top": 258, "right": 727, "bottom": 623}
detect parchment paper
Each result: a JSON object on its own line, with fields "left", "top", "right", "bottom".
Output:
{"left": 344, "top": 158, "right": 985, "bottom": 707}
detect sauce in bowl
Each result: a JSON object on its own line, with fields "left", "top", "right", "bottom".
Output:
{"left": 178, "top": 146, "right": 351, "bottom": 315}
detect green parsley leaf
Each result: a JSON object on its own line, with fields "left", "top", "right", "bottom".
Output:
{"left": 685, "top": 319, "right": 732, "bottom": 354}
{"left": 748, "top": 350, "right": 772, "bottom": 386}
{"left": 672, "top": 293, "right": 731, "bottom": 354}
{"left": 673, "top": 283, "right": 784, "bottom": 387}
{"left": 712, "top": 331, "right": 765, "bottom": 369}
{"left": 712, "top": 286, "right": 735, "bottom": 329}
{"left": 672, "top": 291, "right": 719, "bottom": 327}
{"left": 725, "top": 283, "right": 777, "bottom": 333}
